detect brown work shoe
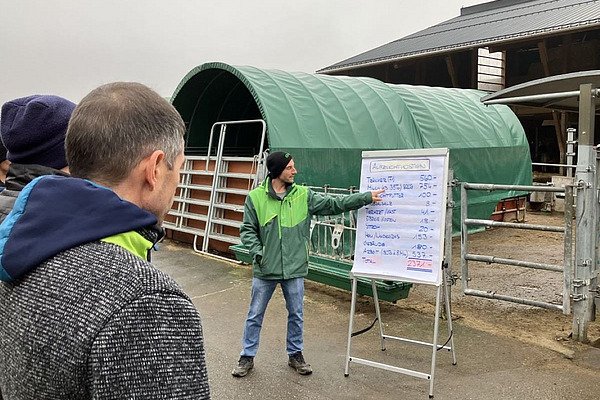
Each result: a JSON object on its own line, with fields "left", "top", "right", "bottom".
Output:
{"left": 232, "top": 356, "right": 254, "bottom": 377}
{"left": 288, "top": 352, "right": 312, "bottom": 375}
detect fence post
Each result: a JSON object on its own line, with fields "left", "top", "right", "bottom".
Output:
{"left": 572, "top": 83, "right": 597, "bottom": 342}
{"left": 563, "top": 185, "right": 573, "bottom": 315}
{"left": 443, "top": 170, "right": 455, "bottom": 311}
{"left": 460, "top": 183, "right": 469, "bottom": 293}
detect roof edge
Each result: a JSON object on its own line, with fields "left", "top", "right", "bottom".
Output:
{"left": 481, "top": 69, "right": 600, "bottom": 104}
{"left": 461, "top": 0, "right": 538, "bottom": 16}
{"left": 317, "top": 21, "right": 600, "bottom": 74}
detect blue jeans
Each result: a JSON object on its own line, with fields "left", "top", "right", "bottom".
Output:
{"left": 240, "top": 277, "right": 304, "bottom": 357}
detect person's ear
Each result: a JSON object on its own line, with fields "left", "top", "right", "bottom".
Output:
{"left": 145, "top": 150, "right": 165, "bottom": 191}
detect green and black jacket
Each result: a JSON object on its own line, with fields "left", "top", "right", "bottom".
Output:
{"left": 240, "top": 178, "right": 373, "bottom": 280}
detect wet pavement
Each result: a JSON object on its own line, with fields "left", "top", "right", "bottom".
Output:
{"left": 154, "top": 240, "right": 600, "bottom": 400}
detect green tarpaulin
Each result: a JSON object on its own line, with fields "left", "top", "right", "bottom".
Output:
{"left": 171, "top": 62, "right": 532, "bottom": 231}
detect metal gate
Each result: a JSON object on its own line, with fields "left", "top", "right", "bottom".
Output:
{"left": 460, "top": 182, "right": 574, "bottom": 314}
{"left": 164, "top": 119, "right": 267, "bottom": 259}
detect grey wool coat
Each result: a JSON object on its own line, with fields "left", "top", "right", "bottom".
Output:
{"left": 0, "top": 176, "right": 210, "bottom": 399}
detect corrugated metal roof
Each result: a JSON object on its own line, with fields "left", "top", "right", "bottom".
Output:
{"left": 318, "top": 0, "right": 600, "bottom": 73}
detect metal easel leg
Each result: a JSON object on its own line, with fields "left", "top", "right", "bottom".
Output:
{"left": 429, "top": 285, "right": 442, "bottom": 398}
{"left": 443, "top": 271, "right": 457, "bottom": 365}
{"left": 371, "top": 278, "right": 386, "bottom": 351}
{"left": 344, "top": 276, "right": 359, "bottom": 377}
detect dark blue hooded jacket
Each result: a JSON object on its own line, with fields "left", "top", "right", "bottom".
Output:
{"left": 0, "top": 175, "right": 158, "bottom": 281}
{"left": 0, "top": 174, "right": 210, "bottom": 399}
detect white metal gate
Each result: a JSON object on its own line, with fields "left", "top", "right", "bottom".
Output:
{"left": 164, "top": 119, "right": 267, "bottom": 258}
{"left": 460, "top": 182, "right": 574, "bottom": 314}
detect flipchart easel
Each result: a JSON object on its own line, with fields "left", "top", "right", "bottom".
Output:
{"left": 344, "top": 148, "right": 456, "bottom": 398}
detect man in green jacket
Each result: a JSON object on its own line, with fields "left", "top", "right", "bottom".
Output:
{"left": 232, "top": 151, "right": 384, "bottom": 377}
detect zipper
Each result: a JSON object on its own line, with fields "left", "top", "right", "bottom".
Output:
{"left": 279, "top": 198, "right": 284, "bottom": 278}
{"left": 278, "top": 199, "right": 282, "bottom": 239}
{"left": 148, "top": 227, "right": 165, "bottom": 261}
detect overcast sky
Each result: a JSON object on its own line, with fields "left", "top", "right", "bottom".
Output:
{"left": 1, "top": 0, "right": 482, "bottom": 105}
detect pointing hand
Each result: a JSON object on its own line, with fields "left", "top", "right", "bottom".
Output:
{"left": 371, "top": 189, "right": 385, "bottom": 202}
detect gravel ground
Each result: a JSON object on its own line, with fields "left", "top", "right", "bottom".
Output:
{"left": 401, "top": 211, "right": 600, "bottom": 356}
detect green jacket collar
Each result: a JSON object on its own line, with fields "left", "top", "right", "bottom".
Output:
{"left": 263, "top": 177, "right": 296, "bottom": 200}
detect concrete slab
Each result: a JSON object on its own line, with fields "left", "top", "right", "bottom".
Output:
{"left": 154, "top": 240, "right": 599, "bottom": 400}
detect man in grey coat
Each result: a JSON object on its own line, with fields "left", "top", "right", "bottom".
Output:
{"left": 0, "top": 83, "right": 210, "bottom": 399}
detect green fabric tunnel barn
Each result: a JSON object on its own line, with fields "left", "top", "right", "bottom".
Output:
{"left": 171, "top": 62, "right": 532, "bottom": 232}
{"left": 170, "top": 62, "right": 532, "bottom": 301}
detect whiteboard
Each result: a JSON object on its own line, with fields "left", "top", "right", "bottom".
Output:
{"left": 351, "top": 148, "right": 449, "bottom": 286}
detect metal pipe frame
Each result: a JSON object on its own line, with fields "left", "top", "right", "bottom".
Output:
{"left": 344, "top": 277, "right": 358, "bottom": 377}
{"left": 349, "top": 357, "right": 430, "bottom": 381}
{"left": 563, "top": 185, "right": 574, "bottom": 314}
{"left": 463, "top": 183, "right": 564, "bottom": 192}
{"left": 483, "top": 89, "right": 598, "bottom": 105}
{"left": 185, "top": 155, "right": 258, "bottom": 163}
{"left": 175, "top": 158, "right": 193, "bottom": 231}
{"left": 310, "top": 209, "right": 358, "bottom": 262}
{"left": 171, "top": 152, "right": 256, "bottom": 245}
{"left": 202, "top": 128, "right": 227, "bottom": 252}
{"left": 531, "top": 162, "right": 576, "bottom": 169}
{"left": 206, "top": 119, "right": 266, "bottom": 170}
{"left": 371, "top": 279, "right": 386, "bottom": 351}
{"left": 429, "top": 285, "right": 442, "bottom": 398}
{"left": 444, "top": 170, "right": 454, "bottom": 310}
{"left": 176, "top": 119, "right": 267, "bottom": 256}
{"left": 464, "top": 254, "right": 563, "bottom": 272}
{"left": 464, "top": 288, "right": 563, "bottom": 311}
{"left": 443, "top": 268, "right": 457, "bottom": 366}
{"left": 491, "top": 207, "right": 526, "bottom": 215}
{"left": 381, "top": 334, "right": 452, "bottom": 351}
{"left": 345, "top": 278, "right": 452, "bottom": 398}
{"left": 345, "top": 170, "right": 458, "bottom": 398}
{"left": 465, "top": 218, "right": 565, "bottom": 232}
{"left": 461, "top": 184, "right": 469, "bottom": 293}
{"left": 572, "top": 83, "right": 597, "bottom": 342}
{"left": 252, "top": 121, "right": 267, "bottom": 189}
{"left": 461, "top": 182, "right": 569, "bottom": 312}
{"left": 205, "top": 124, "right": 222, "bottom": 170}
{"left": 306, "top": 185, "right": 355, "bottom": 194}
{"left": 311, "top": 220, "right": 356, "bottom": 231}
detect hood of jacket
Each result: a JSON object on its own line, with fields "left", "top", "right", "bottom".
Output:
{"left": 0, "top": 175, "right": 158, "bottom": 281}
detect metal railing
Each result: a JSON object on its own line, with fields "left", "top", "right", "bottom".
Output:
{"left": 163, "top": 154, "right": 254, "bottom": 245}
{"left": 531, "top": 163, "right": 576, "bottom": 169}
{"left": 461, "top": 183, "right": 574, "bottom": 314}
{"left": 202, "top": 120, "right": 266, "bottom": 253}
{"left": 164, "top": 119, "right": 267, "bottom": 259}
{"left": 307, "top": 185, "right": 359, "bottom": 264}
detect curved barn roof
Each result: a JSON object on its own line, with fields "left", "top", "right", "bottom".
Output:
{"left": 172, "top": 62, "right": 422, "bottom": 151}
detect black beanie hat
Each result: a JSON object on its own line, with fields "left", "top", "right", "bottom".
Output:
{"left": 266, "top": 151, "right": 293, "bottom": 179}
{"left": 1, "top": 95, "right": 75, "bottom": 169}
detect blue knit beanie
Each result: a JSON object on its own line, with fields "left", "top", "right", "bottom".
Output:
{"left": 0, "top": 95, "right": 76, "bottom": 170}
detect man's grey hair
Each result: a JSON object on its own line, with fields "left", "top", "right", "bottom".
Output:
{"left": 66, "top": 82, "right": 185, "bottom": 185}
